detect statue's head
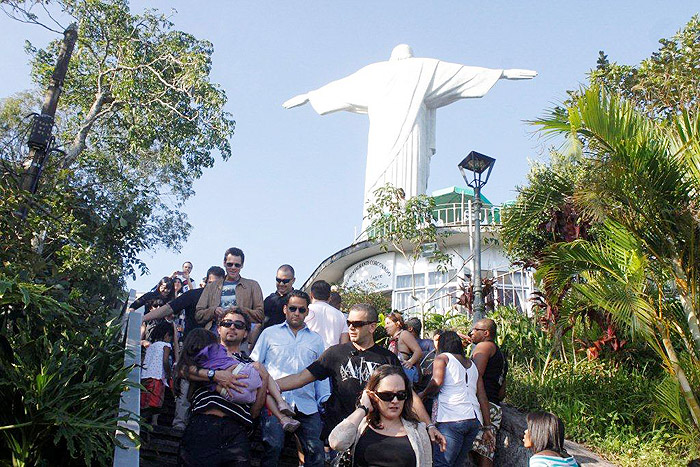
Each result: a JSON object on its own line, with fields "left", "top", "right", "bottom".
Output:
{"left": 390, "top": 44, "right": 413, "bottom": 61}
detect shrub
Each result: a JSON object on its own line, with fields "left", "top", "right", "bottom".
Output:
{"left": 0, "top": 274, "right": 136, "bottom": 466}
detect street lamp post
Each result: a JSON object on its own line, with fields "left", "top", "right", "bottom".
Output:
{"left": 458, "top": 151, "right": 495, "bottom": 323}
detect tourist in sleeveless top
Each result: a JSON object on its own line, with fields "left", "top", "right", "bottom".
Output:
{"left": 385, "top": 312, "right": 423, "bottom": 384}
{"left": 329, "top": 364, "right": 433, "bottom": 466}
{"left": 417, "top": 331, "right": 493, "bottom": 467}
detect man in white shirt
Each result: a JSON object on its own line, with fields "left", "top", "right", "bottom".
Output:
{"left": 305, "top": 280, "right": 349, "bottom": 349}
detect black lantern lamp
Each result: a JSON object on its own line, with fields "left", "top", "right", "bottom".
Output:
{"left": 457, "top": 150, "right": 495, "bottom": 324}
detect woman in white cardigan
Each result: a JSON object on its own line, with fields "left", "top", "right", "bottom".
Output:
{"left": 329, "top": 364, "right": 433, "bottom": 466}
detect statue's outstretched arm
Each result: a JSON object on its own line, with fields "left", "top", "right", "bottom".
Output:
{"left": 283, "top": 93, "right": 310, "bottom": 109}
{"left": 502, "top": 69, "right": 537, "bottom": 80}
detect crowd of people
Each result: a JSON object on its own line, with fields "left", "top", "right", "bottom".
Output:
{"left": 132, "top": 246, "right": 579, "bottom": 466}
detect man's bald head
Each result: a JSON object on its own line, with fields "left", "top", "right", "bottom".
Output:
{"left": 477, "top": 319, "right": 497, "bottom": 341}
{"left": 469, "top": 318, "right": 496, "bottom": 344}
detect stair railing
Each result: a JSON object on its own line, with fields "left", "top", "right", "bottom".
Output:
{"left": 113, "top": 289, "right": 143, "bottom": 467}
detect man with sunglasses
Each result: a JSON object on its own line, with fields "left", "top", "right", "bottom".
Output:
{"left": 276, "top": 303, "right": 447, "bottom": 453}
{"left": 468, "top": 319, "right": 507, "bottom": 467}
{"left": 251, "top": 290, "right": 328, "bottom": 467}
{"left": 248, "top": 264, "right": 296, "bottom": 347}
{"left": 195, "top": 247, "right": 264, "bottom": 338}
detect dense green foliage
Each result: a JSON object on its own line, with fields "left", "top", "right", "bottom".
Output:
{"left": 0, "top": 273, "right": 135, "bottom": 466}
{"left": 490, "top": 307, "right": 699, "bottom": 466}
{"left": 500, "top": 17, "right": 700, "bottom": 457}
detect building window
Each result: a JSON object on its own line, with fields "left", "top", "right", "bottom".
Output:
{"left": 394, "top": 270, "right": 457, "bottom": 316}
{"left": 494, "top": 270, "right": 529, "bottom": 312}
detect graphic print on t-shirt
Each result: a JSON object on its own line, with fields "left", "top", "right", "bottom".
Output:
{"left": 339, "top": 356, "right": 383, "bottom": 384}
{"left": 220, "top": 281, "right": 237, "bottom": 309}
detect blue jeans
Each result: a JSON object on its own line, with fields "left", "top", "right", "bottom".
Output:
{"left": 261, "top": 409, "right": 324, "bottom": 467}
{"left": 433, "top": 418, "right": 482, "bottom": 467}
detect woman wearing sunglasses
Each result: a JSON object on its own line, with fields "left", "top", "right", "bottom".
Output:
{"left": 417, "top": 331, "right": 493, "bottom": 467}
{"left": 329, "top": 364, "right": 433, "bottom": 466}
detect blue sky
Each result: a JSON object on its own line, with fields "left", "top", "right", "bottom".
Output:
{"left": 1, "top": 2, "right": 697, "bottom": 294}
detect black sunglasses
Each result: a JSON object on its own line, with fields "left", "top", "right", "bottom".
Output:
{"left": 276, "top": 277, "right": 293, "bottom": 284}
{"left": 225, "top": 262, "right": 242, "bottom": 268}
{"left": 373, "top": 390, "right": 408, "bottom": 402}
{"left": 287, "top": 305, "right": 308, "bottom": 313}
{"left": 220, "top": 320, "right": 246, "bottom": 330}
{"left": 347, "top": 320, "right": 376, "bottom": 328}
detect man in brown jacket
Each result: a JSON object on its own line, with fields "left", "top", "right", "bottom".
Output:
{"left": 195, "top": 247, "right": 264, "bottom": 336}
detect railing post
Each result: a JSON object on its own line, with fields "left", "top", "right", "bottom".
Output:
{"left": 114, "top": 289, "right": 143, "bottom": 467}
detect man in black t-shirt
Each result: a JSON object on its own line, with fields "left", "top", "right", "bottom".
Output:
{"left": 276, "top": 303, "right": 446, "bottom": 448}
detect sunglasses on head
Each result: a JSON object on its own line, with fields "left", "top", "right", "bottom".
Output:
{"left": 346, "top": 320, "right": 376, "bottom": 328}
{"left": 276, "top": 277, "right": 293, "bottom": 284}
{"left": 219, "top": 320, "right": 246, "bottom": 330}
{"left": 372, "top": 390, "right": 408, "bottom": 402}
{"left": 225, "top": 262, "right": 242, "bottom": 268}
{"left": 287, "top": 305, "right": 308, "bottom": 314}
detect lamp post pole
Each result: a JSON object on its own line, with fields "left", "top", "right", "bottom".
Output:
{"left": 472, "top": 184, "right": 485, "bottom": 322}
{"left": 458, "top": 151, "right": 495, "bottom": 324}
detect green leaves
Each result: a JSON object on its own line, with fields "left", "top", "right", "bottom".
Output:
{"left": 0, "top": 272, "right": 137, "bottom": 466}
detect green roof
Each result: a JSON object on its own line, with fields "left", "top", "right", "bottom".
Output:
{"left": 430, "top": 186, "right": 492, "bottom": 206}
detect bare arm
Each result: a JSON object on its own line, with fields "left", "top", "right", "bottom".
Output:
{"left": 400, "top": 331, "right": 423, "bottom": 367}
{"left": 171, "top": 323, "right": 179, "bottom": 363}
{"left": 471, "top": 341, "right": 495, "bottom": 376}
{"left": 418, "top": 354, "right": 446, "bottom": 399}
{"left": 276, "top": 369, "right": 317, "bottom": 392}
{"left": 162, "top": 345, "right": 172, "bottom": 381}
{"left": 184, "top": 366, "right": 248, "bottom": 392}
{"left": 476, "top": 373, "right": 494, "bottom": 444}
{"left": 412, "top": 388, "right": 447, "bottom": 452}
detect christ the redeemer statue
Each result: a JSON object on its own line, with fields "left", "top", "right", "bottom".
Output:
{"left": 283, "top": 44, "right": 536, "bottom": 231}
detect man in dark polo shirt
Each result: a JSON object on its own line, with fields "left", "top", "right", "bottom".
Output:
{"left": 276, "top": 303, "right": 446, "bottom": 450}
{"left": 248, "top": 264, "right": 296, "bottom": 346}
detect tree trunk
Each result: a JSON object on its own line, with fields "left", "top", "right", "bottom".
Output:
{"left": 62, "top": 91, "right": 108, "bottom": 168}
{"left": 671, "top": 259, "right": 700, "bottom": 353}
{"left": 662, "top": 336, "right": 700, "bottom": 428}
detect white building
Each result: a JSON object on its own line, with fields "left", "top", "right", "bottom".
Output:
{"left": 303, "top": 186, "right": 534, "bottom": 317}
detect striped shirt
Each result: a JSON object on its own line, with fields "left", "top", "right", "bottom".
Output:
{"left": 190, "top": 386, "right": 253, "bottom": 429}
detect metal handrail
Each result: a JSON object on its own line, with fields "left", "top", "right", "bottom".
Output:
{"left": 113, "top": 290, "right": 143, "bottom": 467}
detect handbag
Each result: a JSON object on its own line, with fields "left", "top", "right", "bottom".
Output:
{"left": 329, "top": 449, "right": 352, "bottom": 467}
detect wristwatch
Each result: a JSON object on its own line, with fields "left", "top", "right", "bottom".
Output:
{"left": 356, "top": 402, "right": 370, "bottom": 415}
{"left": 207, "top": 369, "right": 216, "bottom": 382}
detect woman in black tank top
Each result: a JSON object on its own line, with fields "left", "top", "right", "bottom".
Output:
{"left": 328, "top": 365, "right": 433, "bottom": 466}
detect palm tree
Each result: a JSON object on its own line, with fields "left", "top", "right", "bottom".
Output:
{"left": 532, "top": 87, "right": 700, "bottom": 430}
{"left": 534, "top": 87, "right": 700, "bottom": 353}
{"left": 537, "top": 220, "right": 700, "bottom": 428}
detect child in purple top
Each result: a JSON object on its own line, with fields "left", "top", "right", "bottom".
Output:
{"left": 194, "top": 343, "right": 262, "bottom": 404}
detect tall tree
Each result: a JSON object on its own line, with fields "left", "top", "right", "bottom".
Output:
{"left": 0, "top": 0, "right": 235, "bottom": 300}
{"left": 589, "top": 15, "right": 700, "bottom": 120}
